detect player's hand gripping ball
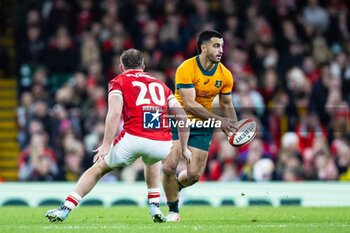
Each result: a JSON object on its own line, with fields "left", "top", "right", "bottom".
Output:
{"left": 228, "top": 118, "right": 257, "bottom": 147}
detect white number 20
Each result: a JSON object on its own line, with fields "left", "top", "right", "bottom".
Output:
{"left": 132, "top": 81, "right": 165, "bottom": 106}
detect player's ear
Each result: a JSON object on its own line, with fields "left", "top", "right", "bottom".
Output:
{"left": 142, "top": 64, "right": 145, "bottom": 70}
{"left": 119, "top": 64, "right": 124, "bottom": 73}
{"left": 201, "top": 44, "right": 206, "bottom": 54}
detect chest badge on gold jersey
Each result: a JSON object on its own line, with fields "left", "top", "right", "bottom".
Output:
{"left": 215, "top": 80, "right": 222, "bottom": 88}
{"left": 204, "top": 78, "right": 210, "bottom": 85}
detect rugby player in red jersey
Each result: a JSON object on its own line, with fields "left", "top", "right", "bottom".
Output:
{"left": 45, "top": 49, "right": 191, "bottom": 223}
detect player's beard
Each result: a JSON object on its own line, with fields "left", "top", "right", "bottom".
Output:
{"left": 208, "top": 53, "right": 221, "bottom": 64}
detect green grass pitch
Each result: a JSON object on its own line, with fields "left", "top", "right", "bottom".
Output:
{"left": 0, "top": 206, "right": 349, "bottom": 233}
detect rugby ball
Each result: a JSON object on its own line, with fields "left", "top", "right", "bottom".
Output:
{"left": 228, "top": 118, "right": 257, "bottom": 147}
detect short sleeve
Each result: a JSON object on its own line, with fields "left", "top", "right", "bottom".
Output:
{"left": 220, "top": 70, "right": 234, "bottom": 95}
{"left": 108, "top": 79, "right": 123, "bottom": 98}
{"left": 175, "top": 63, "right": 194, "bottom": 89}
{"left": 163, "top": 83, "right": 175, "bottom": 102}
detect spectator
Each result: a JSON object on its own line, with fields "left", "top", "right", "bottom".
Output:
{"left": 276, "top": 149, "right": 303, "bottom": 181}
{"left": 76, "top": 0, "right": 93, "bottom": 35}
{"left": 159, "top": 14, "right": 183, "bottom": 56}
{"left": 240, "top": 139, "right": 266, "bottom": 181}
{"left": 31, "top": 68, "right": 50, "bottom": 101}
{"left": 312, "top": 36, "right": 332, "bottom": 66}
{"left": 46, "top": 27, "right": 79, "bottom": 75}
{"left": 302, "top": 56, "right": 320, "bottom": 84}
{"left": 212, "top": 136, "right": 237, "bottom": 181}
{"left": 303, "top": 136, "right": 338, "bottom": 180}
{"left": 303, "top": 0, "right": 330, "bottom": 33}
{"left": 71, "top": 72, "right": 88, "bottom": 107}
{"left": 20, "top": 118, "right": 44, "bottom": 149}
{"left": 18, "top": 25, "right": 45, "bottom": 66}
{"left": 219, "top": 162, "right": 238, "bottom": 181}
{"left": 253, "top": 158, "right": 274, "bottom": 181}
{"left": 18, "top": 133, "right": 59, "bottom": 181}
{"left": 259, "top": 69, "right": 280, "bottom": 104}
{"left": 63, "top": 140, "right": 87, "bottom": 181}
{"left": 314, "top": 150, "right": 338, "bottom": 180}
{"left": 84, "top": 120, "right": 104, "bottom": 152}
{"left": 188, "top": 0, "right": 217, "bottom": 33}
{"left": 28, "top": 100, "right": 55, "bottom": 145}
{"left": 44, "top": 0, "right": 74, "bottom": 36}
{"left": 309, "top": 64, "right": 332, "bottom": 124}
{"left": 336, "top": 134, "right": 350, "bottom": 180}
{"left": 232, "top": 78, "right": 265, "bottom": 117}
{"left": 275, "top": 132, "right": 304, "bottom": 181}
{"left": 325, "top": 86, "right": 350, "bottom": 140}
{"left": 17, "top": 92, "right": 34, "bottom": 148}
{"left": 80, "top": 34, "right": 101, "bottom": 69}
{"left": 12, "top": 0, "right": 350, "bottom": 182}
{"left": 279, "top": 20, "right": 306, "bottom": 70}
{"left": 295, "top": 112, "right": 327, "bottom": 154}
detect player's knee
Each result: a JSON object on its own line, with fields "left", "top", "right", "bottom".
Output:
{"left": 162, "top": 163, "right": 177, "bottom": 176}
{"left": 188, "top": 172, "right": 202, "bottom": 184}
{"left": 90, "top": 163, "right": 109, "bottom": 179}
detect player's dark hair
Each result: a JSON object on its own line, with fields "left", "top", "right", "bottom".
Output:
{"left": 197, "top": 30, "right": 223, "bottom": 54}
{"left": 120, "top": 49, "right": 144, "bottom": 70}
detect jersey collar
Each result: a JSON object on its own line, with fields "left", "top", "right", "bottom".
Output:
{"left": 124, "top": 69, "right": 143, "bottom": 74}
{"left": 196, "top": 55, "right": 218, "bottom": 76}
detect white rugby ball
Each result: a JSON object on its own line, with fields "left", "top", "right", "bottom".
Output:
{"left": 228, "top": 118, "right": 257, "bottom": 147}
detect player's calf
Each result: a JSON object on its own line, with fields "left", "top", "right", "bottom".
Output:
{"left": 176, "top": 178, "right": 185, "bottom": 192}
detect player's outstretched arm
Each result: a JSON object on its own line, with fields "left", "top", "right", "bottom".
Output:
{"left": 93, "top": 95, "right": 123, "bottom": 163}
{"left": 168, "top": 97, "right": 192, "bottom": 164}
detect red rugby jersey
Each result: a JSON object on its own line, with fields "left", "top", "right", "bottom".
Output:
{"left": 108, "top": 70, "right": 174, "bottom": 143}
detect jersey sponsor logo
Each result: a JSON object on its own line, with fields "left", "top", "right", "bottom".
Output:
{"left": 215, "top": 80, "right": 222, "bottom": 88}
{"left": 204, "top": 78, "right": 210, "bottom": 85}
{"left": 143, "top": 110, "right": 161, "bottom": 129}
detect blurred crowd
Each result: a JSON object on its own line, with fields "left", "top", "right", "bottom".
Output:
{"left": 13, "top": 0, "right": 350, "bottom": 182}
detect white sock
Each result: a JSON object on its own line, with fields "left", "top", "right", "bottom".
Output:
{"left": 148, "top": 188, "right": 160, "bottom": 204}
{"left": 64, "top": 192, "right": 82, "bottom": 210}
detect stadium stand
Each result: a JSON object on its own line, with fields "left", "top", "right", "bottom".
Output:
{"left": 0, "top": 0, "right": 19, "bottom": 181}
